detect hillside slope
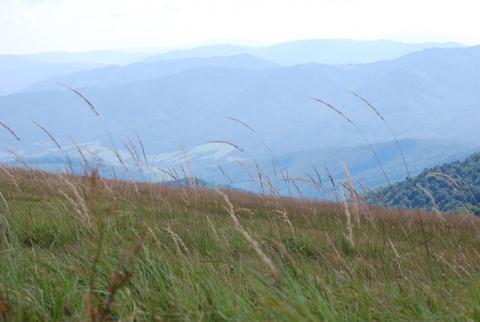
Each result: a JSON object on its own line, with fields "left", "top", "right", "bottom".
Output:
{"left": 1, "top": 167, "right": 480, "bottom": 320}
{"left": 367, "top": 152, "right": 480, "bottom": 214}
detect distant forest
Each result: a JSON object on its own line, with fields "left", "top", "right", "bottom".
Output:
{"left": 366, "top": 153, "right": 480, "bottom": 215}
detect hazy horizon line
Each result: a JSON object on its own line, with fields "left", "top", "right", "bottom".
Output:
{"left": 2, "top": 37, "right": 472, "bottom": 56}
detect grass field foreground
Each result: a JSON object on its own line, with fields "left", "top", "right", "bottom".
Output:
{"left": 0, "top": 166, "right": 480, "bottom": 321}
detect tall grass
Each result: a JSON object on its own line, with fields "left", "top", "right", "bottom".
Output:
{"left": 1, "top": 166, "right": 479, "bottom": 320}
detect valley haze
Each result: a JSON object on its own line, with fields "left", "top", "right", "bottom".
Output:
{"left": 1, "top": 39, "right": 479, "bottom": 199}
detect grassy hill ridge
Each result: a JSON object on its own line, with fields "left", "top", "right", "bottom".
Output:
{"left": 1, "top": 166, "right": 480, "bottom": 320}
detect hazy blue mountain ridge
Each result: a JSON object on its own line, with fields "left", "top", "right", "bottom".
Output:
{"left": 3, "top": 46, "right": 479, "bottom": 146}
{"left": 2, "top": 46, "right": 479, "bottom": 155}
{"left": 0, "top": 43, "right": 479, "bottom": 199}
{"left": 142, "top": 39, "right": 463, "bottom": 65}
{"left": 0, "top": 55, "right": 104, "bottom": 96}
{"left": 20, "top": 54, "right": 281, "bottom": 93}
{"left": 24, "top": 50, "right": 154, "bottom": 65}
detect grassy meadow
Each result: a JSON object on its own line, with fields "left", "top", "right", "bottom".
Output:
{"left": 1, "top": 165, "right": 480, "bottom": 321}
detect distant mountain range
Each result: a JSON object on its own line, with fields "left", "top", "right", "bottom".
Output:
{"left": 0, "top": 39, "right": 478, "bottom": 199}
{"left": 2, "top": 39, "right": 462, "bottom": 96}
{"left": 24, "top": 50, "right": 154, "bottom": 65}
{"left": 20, "top": 54, "right": 280, "bottom": 93}
{"left": 141, "top": 39, "right": 462, "bottom": 65}
{"left": 0, "top": 55, "right": 104, "bottom": 96}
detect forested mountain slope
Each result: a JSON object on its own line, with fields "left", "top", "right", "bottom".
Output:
{"left": 367, "top": 152, "right": 480, "bottom": 214}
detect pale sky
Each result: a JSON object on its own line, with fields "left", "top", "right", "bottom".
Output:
{"left": 1, "top": 0, "right": 480, "bottom": 54}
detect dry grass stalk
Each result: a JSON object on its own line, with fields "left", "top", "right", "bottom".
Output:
{"left": 135, "top": 133, "right": 148, "bottom": 168}
{"left": 341, "top": 163, "right": 361, "bottom": 225}
{"left": 0, "top": 193, "right": 10, "bottom": 215}
{"left": 60, "top": 84, "right": 99, "bottom": 116}
{"left": 205, "top": 214, "right": 220, "bottom": 240}
{"left": 255, "top": 161, "right": 279, "bottom": 196}
{"left": 220, "top": 116, "right": 279, "bottom": 166}
{"left": 416, "top": 184, "right": 448, "bottom": 223}
{"left": 0, "top": 192, "right": 12, "bottom": 246}
{"left": 454, "top": 174, "right": 477, "bottom": 203}
{"left": 209, "top": 140, "right": 245, "bottom": 153}
{"left": 347, "top": 90, "right": 411, "bottom": 178}
{"left": 249, "top": 177, "right": 279, "bottom": 197}
{"left": 255, "top": 162, "right": 265, "bottom": 195}
{"left": 341, "top": 190, "right": 355, "bottom": 248}
{"left": 0, "top": 122, "right": 20, "bottom": 141}
{"left": 324, "top": 164, "right": 336, "bottom": 188}
{"left": 273, "top": 209, "right": 295, "bottom": 235}
{"left": 70, "top": 137, "right": 91, "bottom": 173}
{"left": 0, "top": 167, "right": 20, "bottom": 192}
{"left": 427, "top": 172, "right": 461, "bottom": 191}
{"left": 177, "top": 145, "right": 196, "bottom": 188}
{"left": 216, "top": 189, "right": 280, "bottom": 279}
{"left": 166, "top": 226, "right": 189, "bottom": 255}
{"left": 32, "top": 121, "right": 61, "bottom": 150}
{"left": 60, "top": 178, "right": 91, "bottom": 227}
{"left": 119, "top": 137, "right": 139, "bottom": 167}
{"left": 303, "top": 168, "right": 321, "bottom": 193}
{"left": 310, "top": 96, "right": 393, "bottom": 190}
{"left": 109, "top": 147, "right": 129, "bottom": 173}
{"left": 127, "top": 137, "right": 141, "bottom": 165}
{"left": 33, "top": 121, "right": 74, "bottom": 172}
{"left": 217, "top": 164, "right": 232, "bottom": 185}
{"left": 4, "top": 148, "right": 29, "bottom": 169}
